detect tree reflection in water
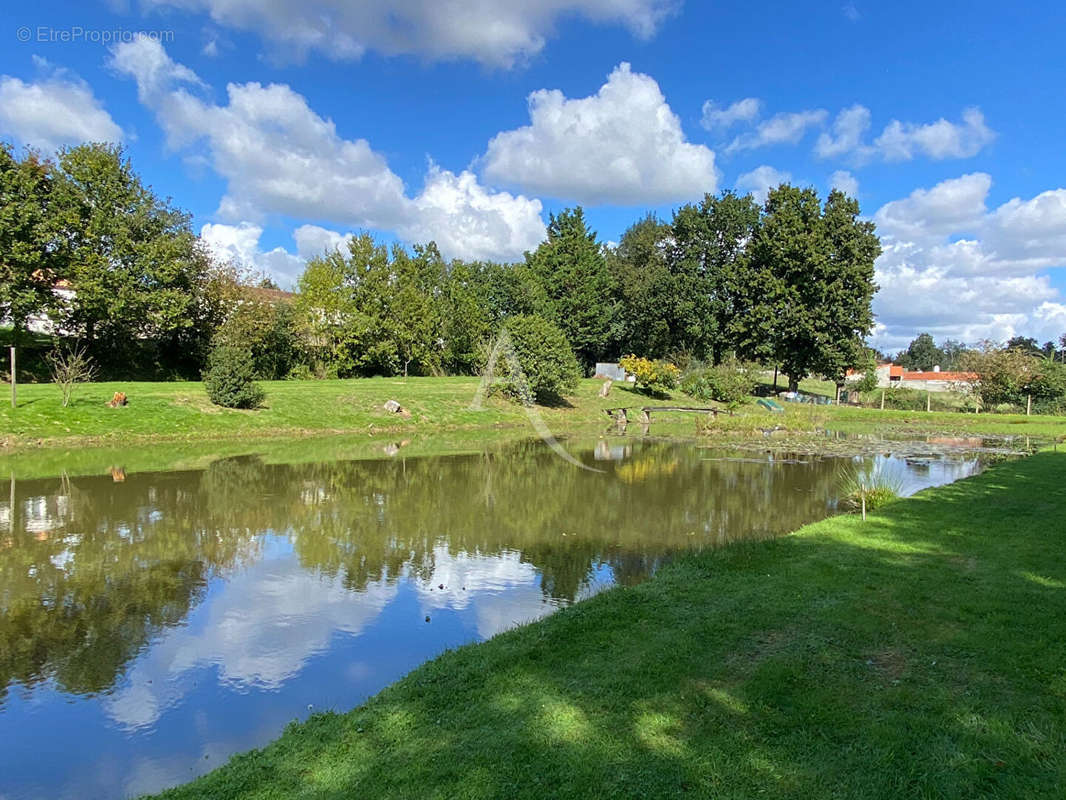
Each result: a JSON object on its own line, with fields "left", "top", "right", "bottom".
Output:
{"left": 0, "top": 439, "right": 889, "bottom": 701}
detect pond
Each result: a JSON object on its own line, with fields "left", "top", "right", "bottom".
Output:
{"left": 0, "top": 435, "right": 1007, "bottom": 799}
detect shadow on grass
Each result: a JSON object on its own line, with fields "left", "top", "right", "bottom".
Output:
{"left": 613, "top": 383, "right": 672, "bottom": 402}
{"left": 152, "top": 453, "right": 1066, "bottom": 800}
{"left": 538, "top": 394, "right": 576, "bottom": 409}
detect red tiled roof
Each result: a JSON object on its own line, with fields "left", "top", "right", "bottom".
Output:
{"left": 899, "top": 370, "right": 976, "bottom": 382}
{"left": 245, "top": 286, "right": 296, "bottom": 302}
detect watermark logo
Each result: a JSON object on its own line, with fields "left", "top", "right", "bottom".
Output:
{"left": 470, "top": 328, "right": 603, "bottom": 473}
{"left": 15, "top": 26, "right": 175, "bottom": 45}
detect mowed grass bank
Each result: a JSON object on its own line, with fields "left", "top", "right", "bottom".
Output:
{"left": 3, "top": 377, "right": 1066, "bottom": 451}
{"left": 150, "top": 452, "right": 1066, "bottom": 800}
{"left": 1, "top": 377, "right": 613, "bottom": 448}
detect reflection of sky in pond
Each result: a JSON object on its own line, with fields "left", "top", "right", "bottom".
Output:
{"left": 851, "top": 454, "right": 983, "bottom": 498}
{"left": 102, "top": 542, "right": 561, "bottom": 735}
{"left": 3, "top": 543, "right": 575, "bottom": 800}
{"left": 0, "top": 438, "right": 1007, "bottom": 800}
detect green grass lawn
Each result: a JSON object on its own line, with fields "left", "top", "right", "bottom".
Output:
{"left": 147, "top": 451, "right": 1066, "bottom": 799}
{"left": 1, "top": 377, "right": 612, "bottom": 447}
{"left": 2, "top": 376, "right": 1065, "bottom": 452}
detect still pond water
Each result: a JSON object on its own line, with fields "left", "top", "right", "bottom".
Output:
{"left": 0, "top": 436, "right": 994, "bottom": 799}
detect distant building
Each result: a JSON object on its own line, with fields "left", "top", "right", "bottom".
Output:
{"left": 16, "top": 279, "right": 294, "bottom": 336}
{"left": 23, "top": 278, "right": 75, "bottom": 335}
{"left": 847, "top": 362, "right": 977, "bottom": 393}
{"left": 243, "top": 286, "right": 296, "bottom": 304}
{"left": 594, "top": 362, "right": 634, "bottom": 382}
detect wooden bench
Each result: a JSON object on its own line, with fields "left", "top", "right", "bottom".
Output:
{"left": 604, "top": 405, "right": 734, "bottom": 424}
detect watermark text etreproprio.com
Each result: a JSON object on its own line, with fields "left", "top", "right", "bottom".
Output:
{"left": 15, "top": 26, "right": 174, "bottom": 45}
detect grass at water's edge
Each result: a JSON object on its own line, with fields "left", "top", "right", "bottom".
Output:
{"left": 3, "top": 377, "right": 1065, "bottom": 458}
{"left": 146, "top": 451, "right": 1066, "bottom": 800}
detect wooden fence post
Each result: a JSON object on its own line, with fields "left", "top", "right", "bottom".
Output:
{"left": 9, "top": 346, "right": 14, "bottom": 409}
{"left": 880, "top": 390, "right": 885, "bottom": 410}
{"left": 926, "top": 390, "right": 931, "bottom": 412}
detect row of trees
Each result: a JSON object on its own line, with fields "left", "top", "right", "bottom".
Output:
{"left": 894, "top": 332, "right": 1066, "bottom": 371}
{"left": 287, "top": 189, "right": 881, "bottom": 391}
{"left": 2, "top": 140, "right": 883, "bottom": 388}
{"left": 867, "top": 332, "right": 1066, "bottom": 413}
{"left": 8, "top": 138, "right": 1063, "bottom": 403}
{"left": 959, "top": 344, "right": 1066, "bottom": 414}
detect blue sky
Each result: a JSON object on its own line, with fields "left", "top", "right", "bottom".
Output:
{"left": 2, "top": 0, "right": 1065, "bottom": 350}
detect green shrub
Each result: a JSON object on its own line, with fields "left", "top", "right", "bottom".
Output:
{"left": 854, "top": 369, "right": 879, "bottom": 394}
{"left": 1031, "top": 360, "right": 1066, "bottom": 412}
{"left": 213, "top": 294, "right": 303, "bottom": 380}
{"left": 203, "top": 346, "right": 265, "bottom": 409}
{"left": 286, "top": 363, "right": 314, "bottom": 381}
{"left": 851, "top": 349, "right": 880, "bottom": 393}
{"left": 1033, "top": 396, "right": 1066, "bottom": 415}
{"left": 495, "top": 315, "right": 581, "bottom": 404}
{"left": 681, "top": 360, "right": 758, "bottom": 404}
{"left": 620, "top": 355, "right": 681, "bottom": 396}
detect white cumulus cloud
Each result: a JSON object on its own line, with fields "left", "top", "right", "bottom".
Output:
{"left": 735, "top": 165, "right": 791, "bottom": 204}
{"left": 700, "top": 97, "right": 761, "bottom": 131}
{"left": 111, "top": 38, "right": 544, "bottom": 262}
{"left": 874, "top": 107, "right": 995, "bottom": 161}
{"left": 480, "top": 62, "right": 719, "bottom": 206}
{"left": 814, "top": 104, "right": 873, "bottom": 161}
{"left": 0, "top": 64, "right": 123, "bottom": 152}
{"left": 873, "top": 172, "right": 990, "bottom": 243}
{"left": 725, "top": 109, "right": 828, "bottom": 153}
{"left": 403, "top": 165, "right": 547, "bottom": 261}
{"left": 870, "top": 174, "right": 1066, "bottom": 351}
{"left": 816, "top": 105, "right": 995, "bottom": 165}
{"left": 293, "top": 223, "right": 355, "bottom": 259}
{"left": 142, "top": 0, "right": 678, "bottom": 67}
{"left": 829, "top": 170, "right": 859, "bottom": 197}
{"left": 985, "top": 188, "right": 1066, "bottom": 268}
{"left": 200, "top": 222, "right": 308, "bottom": 285}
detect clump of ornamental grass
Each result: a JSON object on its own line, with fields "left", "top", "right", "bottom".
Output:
{"left": 838, "top": 459, "right": 904, "bottom": 514}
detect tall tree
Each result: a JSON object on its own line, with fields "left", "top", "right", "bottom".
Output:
{"left": 440, "top": 259, "right": 492, "bottom": 375}
{"left": 0, "top": 145, "right": 62, "bottom": 346}
{"left": 744, "top": 185, "right": 879, "bottom": 391}
{"left": 294, "top": 249, "right": 361, "bottom": 376}
{"left": 1005, "top": 335, "right": 1043, "bottom": 357}
{"left": 211, "top": 275, "right": 301, "bottom": 380}
{"left": 815, "top": 190, "right": 880, "bottom": 384}
{"left": 55, "top": 143, "right": 213, "bottom": 373}
{"left": 897, "top": 332, "right": 945, "bottom": 371}
{"left": 526, "top": 207, "right": 611, "bottom": 370}
{"left": 481, "top": 261, "right": 551, "bottom": 325}
{"left": 939, "top": 338, "right": 968, "bottom": 370}
{"left": 670, "top": 191, "right": 761, "bottom": 363}
{"left": 959, "top": 342, "right": 1048, "bottom": 409}
{"left": 295, "top": 234, "right": 444, "bottom": 377}
{"left": 606, "top": 214, "right": 674, "bottom": 358}
{"left": 387, "top": 242, "right": 444, "bottom": 377}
